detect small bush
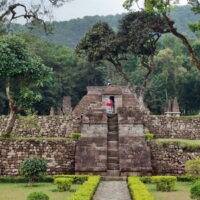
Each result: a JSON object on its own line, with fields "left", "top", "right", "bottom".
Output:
{"left": 54, "top": 177, "right": 73, "bottom": 192}
{"left": 69, "top": 176, "right": 100, "bottom": 200}
{"left": 191, "top": 181, "right": 200, "bottom": 200}
{"left": 20, "top": 158, "right": 47, "bottom": 184}
{"left": 177, "top": 175, "right": 198, "bottom": 182}
{"left": 128, "top": 177, "right": 154, "bottom": 200}
{"left": 145, "top": 132, "right": 154, "bottom": 141}
{"left": 185, "top": 159, "right": 200, "bottom": 177}
{"left": 140, "top": 176, "right": 152, "bottom": 184}
{"left": 152, "top": 176, "right": 177, "bottom": 192}
{"left": 70, "top": 133, "right": 81, "bottom": 141}
{"left": 54, "top": 175, "right": 87, "bottom": 184}
{"left": 27, "top": 192, "right": 49, "bottom": 200}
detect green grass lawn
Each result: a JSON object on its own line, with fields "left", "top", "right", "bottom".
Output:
{"left": 0, "top": 182, "right": 78, "bottom": 200}
{"left": 146, "top": 182, "right": 192, "bottom": 200}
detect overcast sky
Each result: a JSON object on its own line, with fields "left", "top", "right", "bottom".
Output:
{"left": 52, "top": 0, "right": 127, "bottom": 21}
{"left": 51, "top": 0, "right": 188, "bottom": 21}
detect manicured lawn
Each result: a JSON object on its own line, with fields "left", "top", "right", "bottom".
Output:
{"left": 0, "top": 182, "right": 78, "bottom": 200}
{"left": 146, "top": 182, "right": 192, "bottom": 200}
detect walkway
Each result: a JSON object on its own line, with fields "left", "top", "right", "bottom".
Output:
{"left": 93, "top": 181, "right": 131, "bottom": 200}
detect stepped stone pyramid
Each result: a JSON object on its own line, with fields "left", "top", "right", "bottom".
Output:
{"left": 74, "top": 85, "right": 152, "bottom": 176}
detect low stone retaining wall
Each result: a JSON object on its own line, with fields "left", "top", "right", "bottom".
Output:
{"left": 0, "top": 139, "right": 75, "bottom": 176}
{"left": 150, "top": 141, "right": 200, "bottom": 174}
{"left": 0, "top": 115, "right": 73, "bottom": 137}
{"left": 145, "top": 116, "right": 200, "bottom": 139}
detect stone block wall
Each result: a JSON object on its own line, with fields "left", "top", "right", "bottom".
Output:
{"left": 75, "top": 137, "right": 107, "bottom": 172}
{"left": 150, "top": 142, "right": 200, "bottom": 174}
{"left": 145, "top": 116, "right": 200, "bottom": 139}
{"left": 0, "top": 115, "right": 73, "bottom": 137}
{"left": 0, "top": 139, "right": 75, "bottom": 176}
{"left": 119, "top": 136, "right": 152, "bottom": 173}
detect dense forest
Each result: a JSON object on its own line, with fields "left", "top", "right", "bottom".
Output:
{"left": 0, "top": 5, "right": 200, "bottom": 117}
{"left": 10, "top": 6, "right": 199, "bottom": 48}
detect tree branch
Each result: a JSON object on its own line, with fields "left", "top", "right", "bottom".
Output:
{"left": 164, "top": 13, "right": 200, "bottom": 71}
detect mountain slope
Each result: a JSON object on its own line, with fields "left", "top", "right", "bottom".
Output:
{"left": 12, "top": 6, "right": 199, "bottom": 48}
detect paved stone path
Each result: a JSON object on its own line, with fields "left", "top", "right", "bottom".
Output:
{"left": 93, "top": 181, "right": 131, "bottom": 200}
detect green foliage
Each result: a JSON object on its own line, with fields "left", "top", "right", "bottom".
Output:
{"left": 155, "top": 139, "right": 200, "bottom": 151}
{"left": 152, "top": 176, "right": 177, "bottom": 192}
{"left": 177, "top": 175, "right": 198, "bottom": 182}
{"left": 27, "top": 192, "right": 49, "bottom": 200}
{"left": 69, "top": 176, "right": 100, "bottom": 200}
{"left": 20, "top": 158, "right": 47, "bottom": 184}
{"left": 128, "top": 176, "right": 154, "bottom": 200}
{"left": 0, "top": 176, "right": 53, "bottom": 183}
{"left": 140, "top": 176, "right": 152, "bottom": 184}
{"left": 145, "top": 132, "right": 154, "bottom": 141}
{"left": 185, "top": 159, "right": 200, "bottom": 177}
{"left": 191, "top": 181, "right": 200, "bottom": 200}
{"left": 70, "top": 133, "right": 81, "bottom": 141}
{"left": 54, "top": 177, "right": 73, "bottom": 192}
{"left": 53, "top": 175, "right": 88, "bottom": 184}
{"left": 0, "top": 34, "right": 52, "bottom": 115}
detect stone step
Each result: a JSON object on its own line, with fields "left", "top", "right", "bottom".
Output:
{"left": 108, "top": 125, "right": 118, "bottom": 131}
{"left": 107, "top": 133, "right": 118, "bottom": 141}
{"left": 107, "top": 157, "right": 119, "bottom": 164}
{"left": 103, "top": 175, "right": 127, "bottom": 181}
{"left": 107, "top": 141, "right": 118, "bottom": 149}
{"left": 107, "top": 149, "right": 118, "bottom": 157}
{"left": 105, "top": 170, "right": 121, "bottom": 177}
{"left": 107, "top": 163, "right": 119, "bottom": 170}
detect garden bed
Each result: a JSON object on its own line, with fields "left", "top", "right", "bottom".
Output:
{"left": 146, "top": 182, "right": 192, "bottom": 200}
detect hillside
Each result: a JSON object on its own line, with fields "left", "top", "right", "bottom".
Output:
{"left": 11, "top": 6, "right": 199, "bottom": 48}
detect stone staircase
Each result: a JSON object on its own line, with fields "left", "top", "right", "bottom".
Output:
{"left": 107, "top": 114, "right": 120, "bottom": 176}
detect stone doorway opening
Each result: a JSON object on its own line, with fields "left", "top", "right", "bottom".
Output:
{"left": 109, "top": 96, "right": 115, "bottom": 113}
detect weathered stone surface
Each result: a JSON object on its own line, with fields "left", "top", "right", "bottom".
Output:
{"left": 119, "top": 136, "right": 152, "bottom": 172}
{"left": 75, "top": 137, "right": 107, "bottom": 172}
{"left": 150, "top": 142, "right": 200, "bottom": 174}
{"left": 0, "top": 140, "right": 75, "bottom": 176}
{"left": 0, "top": 115, "right": 73, "bottom": 137}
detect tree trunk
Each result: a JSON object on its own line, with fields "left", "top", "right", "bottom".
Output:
{"left": 3, "top": 80, "right": 17, "bottom": 137}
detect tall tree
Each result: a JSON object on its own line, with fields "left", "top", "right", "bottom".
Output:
{"left": 0, "top": 35, "right": 52, "bottom": 137}
{"left": 123, "top": 0, "right": 200, "bottom": 71}
{"left": 76, "top": 13, "right": 169, "bottom": 111}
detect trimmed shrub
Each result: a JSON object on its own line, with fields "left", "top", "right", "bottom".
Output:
{"left": 191, "top": 181, "right": 200, "bottom": 200}
{"left": 140, "top": 176, "right": 152, "bottom": 184}
{"left": 128, "top": 177, "right": 154, "bottom": 200}
{"left": 177, "top": 175, "right": 198, "bottom": 182}
{"left": 0, "top": 176, "right": 53, "bottom": 183}
{"left": 27, "top": 192, "right": 49, "bottom": 200}
{"left": 54, "top": 177, "right": 73, "bottom": 192}
{"left": 185, "top": 159, "right": 200, "bottom": 177}
{"left": 20, "top": 158, "right": 47, "bottom": 184}
{"left": 54, "top": 175, "right": 88, "bottom": 184}
{"left": 69, "top": 176, "right": 100, "bottom": 200}
{"left": 152, "top": 176, "right": 177, "bottom": 192}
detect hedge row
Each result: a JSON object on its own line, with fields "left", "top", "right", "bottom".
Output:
{"left": 140, "top": 175, "right": 199, "bottom": 183}
{"left": 128, "top": 177, "right": 154, "bottom": 200}
{"left": 53, "top": 175, "right": 88, "bottom": 184}
{"left": 0, "top": 176, "right": 53, "bottom": 183}
{"left": 69, "top": 176, "right": 100, "bottom": 200}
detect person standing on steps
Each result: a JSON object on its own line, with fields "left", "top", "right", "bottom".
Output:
{"left": 106, "top": 96, "right": 114, "bottom": 114}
